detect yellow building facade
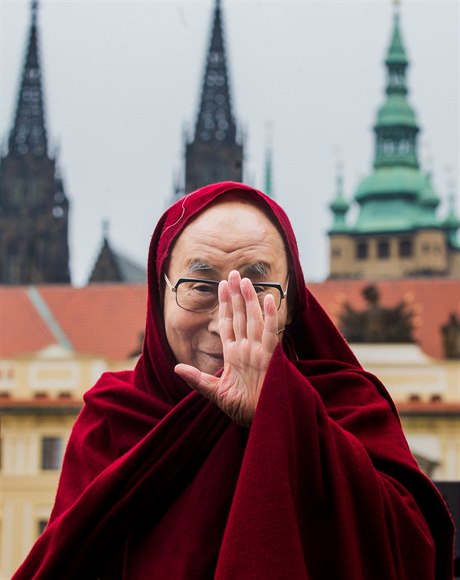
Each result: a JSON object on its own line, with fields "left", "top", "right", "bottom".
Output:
{"left": 0, "top": 345, "right": 135, "bottom": 578}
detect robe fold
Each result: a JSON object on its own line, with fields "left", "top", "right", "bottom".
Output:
{"left": 14, "top": 182, "right": 454, "bottom": 579}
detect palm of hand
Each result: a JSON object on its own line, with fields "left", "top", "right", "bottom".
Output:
{"left": 175, "top": 271, "right": 280, "bottom": 427}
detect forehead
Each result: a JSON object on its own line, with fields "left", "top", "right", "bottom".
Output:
{"left": 167, "top": 199, "right": 288, "bottom": 276}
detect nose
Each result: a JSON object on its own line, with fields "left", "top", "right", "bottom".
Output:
{"left": 207, "top": 305, "right": 221, "bottom": 336}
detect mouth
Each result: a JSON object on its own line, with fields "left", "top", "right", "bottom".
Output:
{"left": 201, "top": 351, "right": 224, "bottom": 362}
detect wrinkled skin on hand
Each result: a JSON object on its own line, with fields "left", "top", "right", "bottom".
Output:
{"left": 175, "top": 270, "right": 280, "bottom": 427}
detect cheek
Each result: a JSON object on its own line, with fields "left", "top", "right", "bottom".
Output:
{"left": 279, "top": 301, "right": 292, "bottom": 329}
{"left": 163, "top": 300, "right": 201, "bottom": 364}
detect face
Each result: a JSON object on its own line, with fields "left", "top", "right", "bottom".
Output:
{"left": 163, "top": 198, "right": 292, "bottom": 375}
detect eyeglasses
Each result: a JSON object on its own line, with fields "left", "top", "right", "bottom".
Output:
{"left": 164, "top": 274, "right": 288, "bottom": 313}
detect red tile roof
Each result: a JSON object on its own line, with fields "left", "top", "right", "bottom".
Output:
{"left": 308, "top": 278, "right": 459, "bottom": 360}
{"left": 0, "top": 284, "right": 147, "bottom": 360}
{"left": 39, "top": 284, "right": 147, "bottom": 359}
{"left": 0, "top": 278, "right": 458, "bottom": 360}
{"left": 0, "top": 287, "right": 55, "bottom": 356}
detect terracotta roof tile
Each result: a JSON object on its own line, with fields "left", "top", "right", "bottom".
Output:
{"left": 0, "top": 287, "right": 55, "bottom": 356}
{"left": 39, "top": 284, "right": 147, "bottom": 360}
{"left": 309, "top": 278, "right": 460, "bottom": 359}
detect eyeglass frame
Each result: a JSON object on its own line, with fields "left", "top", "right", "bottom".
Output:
{"left": 164, "top": 273, "right": 289, "bottom": 313}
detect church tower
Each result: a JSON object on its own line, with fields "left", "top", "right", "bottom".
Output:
{"left": 0, "top": 1, "right": 71, "bottom": 284}
{"left": 175, "top": 0, "right": 243, "bottom": 199}
{"left": 328, "top": 4, "right": 460, "bottom": 279}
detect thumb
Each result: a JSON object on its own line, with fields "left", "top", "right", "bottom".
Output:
{"left": 175, "top": 364, "right": 220, "bottom": 400}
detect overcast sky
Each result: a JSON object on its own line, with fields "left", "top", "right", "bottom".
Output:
{"left": 1, "top": 0, "right": 459, "bottom": 285}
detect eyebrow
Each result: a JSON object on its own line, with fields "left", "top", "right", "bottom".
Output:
{"left": 186, "top": 259, "right": 271, "bottom": 279}
{"left": 242, "top": 262, "right": 271, "bottom": 278}
{"left": 187, "top": 260, "right": 218, "bottom": 275}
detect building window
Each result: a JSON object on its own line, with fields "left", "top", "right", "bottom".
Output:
{"left": 356, "top": 242, "right": 368, "bottom": 260}
{"left": 399, "top": 239, "right": 412, "bottom": 257}
{"left": 332, "top": 247, "right": 341, "bottom": 258}
{"left": 378, "top": 240, "right": 390, "bottom": 259}
{"left": 41, "top": 437, "right": 62, "bottom": 470}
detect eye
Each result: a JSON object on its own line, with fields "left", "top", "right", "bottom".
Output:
{"left": 252, "top": 285, "right": 266, "bottom": 295}
{"left": 192, "top": 283, "right": 216, "bottom": 294}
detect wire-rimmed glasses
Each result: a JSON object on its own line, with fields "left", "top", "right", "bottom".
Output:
{"left": 164, "top": 274, "right": 288, "bottom": 313}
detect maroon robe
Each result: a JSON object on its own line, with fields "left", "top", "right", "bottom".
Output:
{"left": 14, "top": 182, "right": 454, "bottom": 579}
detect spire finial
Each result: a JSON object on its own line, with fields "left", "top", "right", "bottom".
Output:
{"left": 333, "top": 145, "right": 344, "bottom": 189}
{"left": 102, "top": 219, "right": 110, "bottom": 241}
{"left": 31, "top": 0, "right": 38, "bottom": 25}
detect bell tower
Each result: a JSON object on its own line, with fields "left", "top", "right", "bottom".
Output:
{"left": 328, "top": 2, "right": 459, "bottom": 279}
{"left": 0, "top": 1, "right": 71, "bottom": 284}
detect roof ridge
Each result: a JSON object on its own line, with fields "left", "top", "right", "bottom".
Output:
{"left": 27, "top": 286, "right": 73, "bottom": 351}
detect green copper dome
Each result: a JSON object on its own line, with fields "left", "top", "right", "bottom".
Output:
{"left": 355, "top": 167, "right": 423, "bottom": 200}
{"left": 419, "top": 173, "right": 440, "bottom": 208}
{"left": 329, "top": 171, "right": 349, "bottom": 233}
{"left": 376, "top": 95, "right": 418, "bottom": 128}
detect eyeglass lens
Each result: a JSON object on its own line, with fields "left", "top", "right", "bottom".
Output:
{"left": 176, "top": 280, "right": 283, "bottom": 312}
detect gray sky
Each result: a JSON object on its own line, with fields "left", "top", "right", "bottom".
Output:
{"left": 1, "top": 0, "right": 459, "bottom": 285}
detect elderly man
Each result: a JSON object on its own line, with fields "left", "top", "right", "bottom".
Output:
{"left": 15, "top": 182, "right": 453, "bottom": 579}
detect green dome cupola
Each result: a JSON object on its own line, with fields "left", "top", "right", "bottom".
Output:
{"left": 328, "top": 2, "right": 460, "bottom": 280}
{"left": 374, "top": 10, "right": 419, "bottom": 170}
{"left": 329, "top": 166, "right": 349, "bottom": 233}
{"left": 351, "top": 3, "right": 443, "bottom": 235}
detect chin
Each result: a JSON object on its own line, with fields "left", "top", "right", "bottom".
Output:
{"left": 198, "top": 355, "right": 224, "bottom": 376}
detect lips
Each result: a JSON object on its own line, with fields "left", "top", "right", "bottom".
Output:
{"left": 204, "top": 352, "right": 224, "bottom": 360}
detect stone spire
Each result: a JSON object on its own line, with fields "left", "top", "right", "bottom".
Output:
{"left": 181, "top": 0, "right": 243, "bottom": 196}
{"left": 9, "top": 0, "right": 48, "bottom": 157}
{"left": 193, "top": 0, "right": 237, "bottom": 145}
{"left": 0, "top": 0, "right": 71, "bottom": 284}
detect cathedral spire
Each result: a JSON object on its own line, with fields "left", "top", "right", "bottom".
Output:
{"left": 193, "top": 0, "right": 237, "bottom": 144}
{"left": 9, "top": 0, "right": 48, "bottom": 157}
{"left": 0, "top": 1, "right": 70, "bottom": 284}
{"left": 182, "top": 0, "right": 243, "bottom": 195}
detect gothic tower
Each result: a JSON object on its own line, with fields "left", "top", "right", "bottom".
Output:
{"left": 175, "top": 0, "right": 243, "bottom": 199}
{"left": 0, "top": 1, "right": 71, "bottom": 284}
{"left": 328, "top": 5, "right": 460, "bottom": 279}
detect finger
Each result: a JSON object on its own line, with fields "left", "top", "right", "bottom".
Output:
{"left": 174, "top": 364, "right": 221, "bottom": 401}
{"left": 218, "top": 280, "right": 235, "bottom": 344}
{"left": 240, "top": 277, "right": 264, "bottom": 341}
{"left": 261, "top": 294, "right": 279, "bottom": 353}
{"left": 228, "top": 270, "right": 247, "bottom": 340}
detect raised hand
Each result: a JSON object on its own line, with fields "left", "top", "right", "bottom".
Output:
{"left": 174, "top": 270, "right": 280, "bottom": 427}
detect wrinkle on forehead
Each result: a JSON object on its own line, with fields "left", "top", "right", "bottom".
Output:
{"left": 185, "top": 259, "right": 272, "bottom": 278}
{"left": 167, "top": 200, "right": 288, "bottom": 278}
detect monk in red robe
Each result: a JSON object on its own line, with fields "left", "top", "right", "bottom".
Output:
{"left": 14, "top": 182, "right": 454, "bottom": 578}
